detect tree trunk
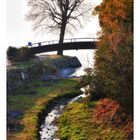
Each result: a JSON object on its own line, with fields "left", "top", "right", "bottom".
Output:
{"left": 57, "top": 21, "right": 66, "bottom": 55}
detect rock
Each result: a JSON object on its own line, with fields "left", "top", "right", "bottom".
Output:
{"left": 67, "top": 56, "right": 82, "bottom": 68}
{"left": 7, "top": 55, "right": 82, "bottom": 94}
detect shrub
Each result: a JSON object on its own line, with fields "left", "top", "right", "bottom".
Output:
{"left": 7, "top": 46, "right": 18, "bottom": 61}
{"left": 94, "top": 39, "right": 133, "bottom": 114}
{"left": 92, "top": 0, "right": 133, "bottom": 115}
{"left": 92, "top": 98, "right": 120, "bottom": 123}
{"left": 7, "top": 46, "right": 33, "bottom": 62}
{"left": 92, "top": 98, "right": 133, "bottom": 139}
{"left": 80, "top": 68, "right": 106, "bottom": 100}
{"left": 16, "top": 47, "right": 33, "bottom": 61}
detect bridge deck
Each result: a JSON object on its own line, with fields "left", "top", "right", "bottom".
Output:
{"left": 28, "top": 38, "right": 98, "bottom": 54}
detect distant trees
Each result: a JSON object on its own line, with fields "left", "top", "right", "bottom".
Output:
{"left": 26, "top": 0, "right": 91, "bottom": 55}
{"left": 83, "top": 0, "right": 133, "bottom": 114}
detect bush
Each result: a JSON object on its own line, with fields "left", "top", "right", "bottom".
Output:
{"left": 91, "top": 0, "right": 133, "bottom": 115}
{"left": 92, "top": 98, "right": 133, "bottom": 139}
{"left": 80, "top": 68, "right": 106, "bottom": 100}
{"left": 7, "top": 46, "right": 33, "bottom": 62}
{"left": 94, "top": 40, "right": 133, "bottom": 114}
{"left": 16, "top": 47, "right": 32, "bottom": 61}
{"left": 7, "top": 46, "right": 18, "bottom": 61}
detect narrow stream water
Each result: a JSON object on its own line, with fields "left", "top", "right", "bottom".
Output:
{"left": 39, "top": 91, "right": 88, "bottom": 140}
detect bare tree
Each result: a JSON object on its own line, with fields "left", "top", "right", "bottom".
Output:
{"left": 26, "top": 0, "right": 91, "bottom": 55}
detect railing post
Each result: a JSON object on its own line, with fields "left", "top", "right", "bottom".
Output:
{"left": 38, "top": 42, "right": 41, "bottom": 46}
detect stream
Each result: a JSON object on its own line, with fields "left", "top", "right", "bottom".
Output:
{"left": 39, "top": 89, "right": 88, "bottom": 140}
{"left": 39, "top": 50, "right": 94, "bottom": 140}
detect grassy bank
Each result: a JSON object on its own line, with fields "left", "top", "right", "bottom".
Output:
{"left": 7, "top": 78, "right": 81, "bottom": 140}
{"left": 56, "top": 99, "right": 132, "bottom": 140}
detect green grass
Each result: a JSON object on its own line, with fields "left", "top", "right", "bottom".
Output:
{"left": 7, "top": 78, "right": 81, "bottom": 140}
{"left": 57, "top": 101, "right": 128, "bottom": 140}
{"left": 12, "top": 59, "right": 35, "bottom": 69}
{"left": 57, "top": 102, "right": 90, "bottom": 140}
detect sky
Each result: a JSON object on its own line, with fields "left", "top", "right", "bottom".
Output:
{"left": 7, "top": 0, "right": 102, "bottom": 47}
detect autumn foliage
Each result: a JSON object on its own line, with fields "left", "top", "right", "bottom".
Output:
{"left": 92, "top": 98, "right": 119, "bottom": 123}
{"left": 92, "top": 98, "right": 133, "bottom": 139}
{"left": 91, "top": 0, "right": 133, "bottom": 114}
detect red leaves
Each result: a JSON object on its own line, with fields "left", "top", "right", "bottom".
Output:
{"left": 92, "top": 98, "right": 133, "bottom": 138}
{"left": 92, "top": 98, "right": 120, "bottom": 123}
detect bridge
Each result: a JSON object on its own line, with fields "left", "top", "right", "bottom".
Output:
{"left": 28, "top": 38, "right": 98, "bottom": 55}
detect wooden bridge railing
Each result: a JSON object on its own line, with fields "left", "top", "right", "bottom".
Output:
{"left": 28, "top": 37, "right": 99, "bottom": 47}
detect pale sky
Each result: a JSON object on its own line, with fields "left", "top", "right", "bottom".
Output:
{"left": 7, "top": 0, "right": 102, "bottom": 47}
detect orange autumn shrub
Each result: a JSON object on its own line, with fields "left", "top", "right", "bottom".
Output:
{"left": 92, "top": 98, "right": 133, "bottom": 138}
{"left": 92, "top": 98, "right": 119, "bottom": 123}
